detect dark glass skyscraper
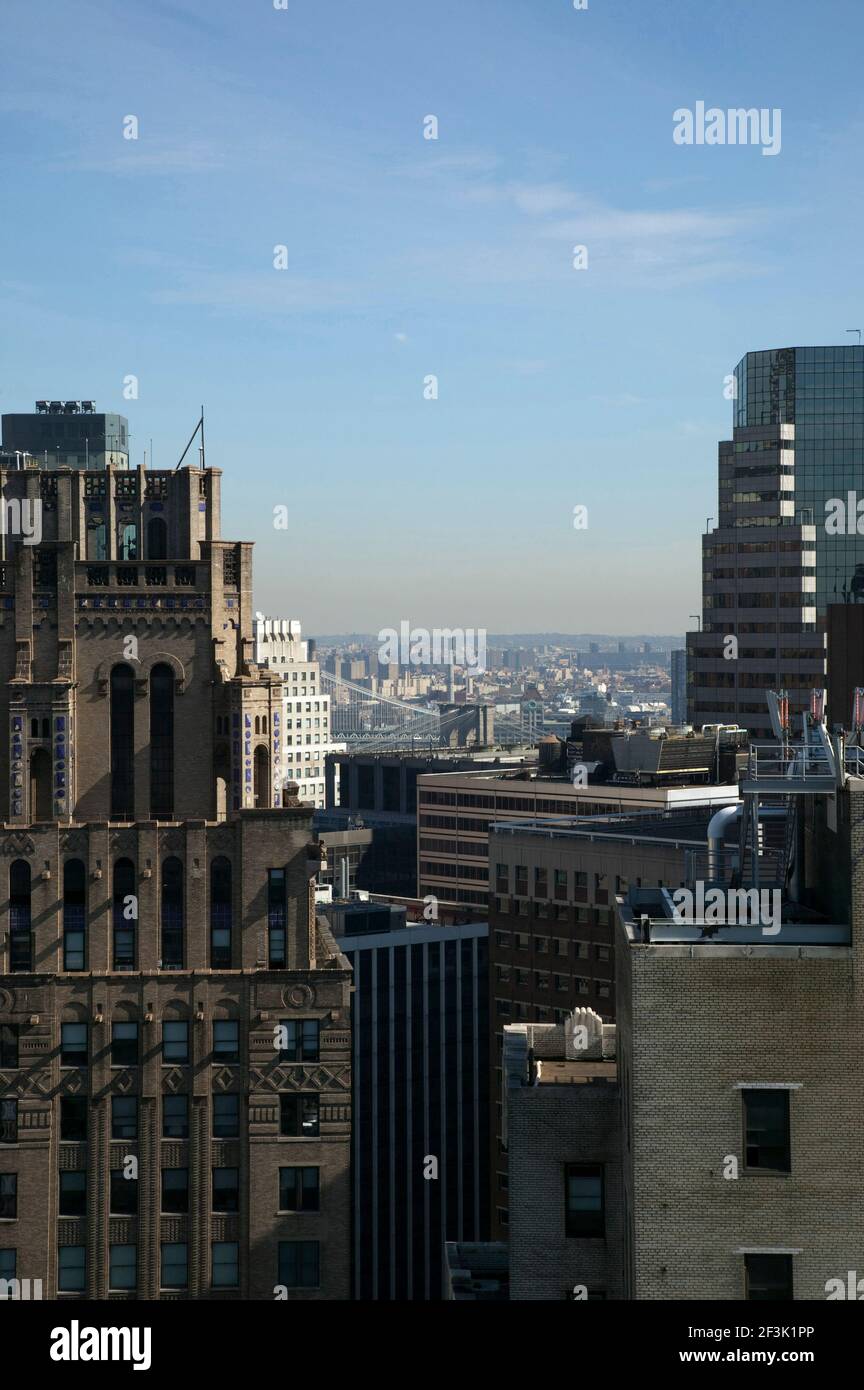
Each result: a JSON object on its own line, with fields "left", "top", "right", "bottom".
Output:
{"left": 734, "top": 345, "right": 864, "bottom": 616}
{"left": 686, "top": 345, "right": 864, "bottom": 735}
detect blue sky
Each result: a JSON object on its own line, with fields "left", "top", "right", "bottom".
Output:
{"left": 2, "top": 0, "right": 863, "bottom": 635}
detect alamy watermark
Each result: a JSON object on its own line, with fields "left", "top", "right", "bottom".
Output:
{"left": 673, "top": 102, "right": 781, "bottom": 157}
{"left": 671, "top": 884, "right": 781, "bottom": 936}
{"left": 378, "top": 622, "right": 486, "bottom": 675}
{"left": 1, "top": 498, "right": 41, "bottom": 545}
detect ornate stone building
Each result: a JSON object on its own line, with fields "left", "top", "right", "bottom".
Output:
{"left": 0, "top": 460, "right": 351, "bottom": 1300}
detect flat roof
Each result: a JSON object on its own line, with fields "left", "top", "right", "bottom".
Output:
{"left": 535, "top": 1059, "right": 617, "bottom": 1085}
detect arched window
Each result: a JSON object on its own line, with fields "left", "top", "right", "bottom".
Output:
{"left": 119, "top": 523, "right": 137, "bottom": 561}
{"left": 210, "top": 858, "right": 232, "bottom": 968}
{"left": 63, "top": 860, "right": 86, "bottom": 971}
{"left": 262, "top": 715, "right": 268, "bottom": 734}
{"left": 110, "top": 666, "right": 135, "bottom": 818}
{"left": 161, "top": 858, "right": 183, "bottom": 970}
{"left": 113, "top": 858, "right": 136, "bottom": 971}
{"left": 254, "top": 746, "right": 269, "bottom": 809}
{"left": 41, "top": 718, "right": 50, "bottom": 739}
{"left": 9, "top": 860, "right": 32, "bottom": 972}
{"left": 150, "top": 664, "right": 174, "bottom": 818}
{"left": 146, "top": 516, "right": 167, "bottom": 560}
{"left": 254, "top": 716, "right": 260, "bottom": 735}
{"left": 29, "top": 747, "right": 51, "bottom": 821}
{"left": 30, "top": 717, "right": 38, "bottom": 738}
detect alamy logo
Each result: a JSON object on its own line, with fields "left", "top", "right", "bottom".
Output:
{"left": 673, "top": 102, "right": 781, "bottom": 156}
{"left": 672, "top": 885, "right": 781, "bottom": 935}
{"left": 825, "top": 493, "right": 864, "bottom": 534}
{"left": 1, "top": 498, "right": 42, "bottom": 545}
{"left": 378, "top": 621, "right": 486, "bottom": 674}
{"left": 0, "top": 1277, "right": 42, "bottom": 1299}
{"left": 49, "top": 1321, "right": 152, "bottom": 1371}
{"left": 825, "top": 1272, "right": 864, "bottom": 1299}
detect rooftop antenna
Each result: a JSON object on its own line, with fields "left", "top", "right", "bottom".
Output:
{"left": 847, "top": 329, "right": 862, "bottom": 345}
{"left": 174, "top": 408, "right": 204, "bottom": 471}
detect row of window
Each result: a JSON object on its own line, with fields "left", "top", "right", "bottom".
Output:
{"left": 0, "top": 1019, "right": 318, "bottom": 1069}
{"left": 0, "top": 1241, "right": 320, "bottom": 1292}
{"left": 0, "top": 1164, "right": 320, "bottom": 1220}
{"left": 0, "top": 1090, "right": 319, "bottom": 1147}
{"left": 4, "top": 857, "right": 291, "bottom": 974}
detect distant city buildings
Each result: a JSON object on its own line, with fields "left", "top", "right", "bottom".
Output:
{"left": 254, "top": 616, "right": 345, "bottom": 810}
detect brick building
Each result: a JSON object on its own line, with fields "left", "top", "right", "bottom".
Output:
{"left": 0, "top": 455, "right": 351, "bottom": 1300}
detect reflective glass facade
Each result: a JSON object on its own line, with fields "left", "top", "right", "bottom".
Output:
{"left": 734, "top": 346, "right": 864, "bottom": 617}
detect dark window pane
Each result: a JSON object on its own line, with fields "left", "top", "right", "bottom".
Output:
{"left": 213, "top": 1094, "right": 239, "bottom": 1138}
{"left": 60, "top": 1097, "right": 87, "bottom": 1142}
{"left": 565, "top": 1164, "right": 604, "bottom": 1238}
{"left": 743, "top": 1089, "right": 791, "bottom": 1172}
{"left": 746, "top": 1254, "right": 794, "bottom": 1300}
{"left": 111, "top": 1096, "right": 138, "bottom": 1140}
{"left": 279, "top": 1094, "right": 319, "bottom": 1137}
{"left": 161, "top": 1168, "right": 189, "bottom": 1214}
{"left": 277, "top": 1240, "right": 319, "bottom": 1289}
{"left": 60, "top": 1022, "right": 87, "bottom": 1067}
{"left": 59, "top": 1171, "right": 87, "bottom": 1216}
{"left": 162, "top": 1095, "right": 189, "bottom": 1139}
{"left": 110, "top": 1169, "right": 138, "bottom": 1216}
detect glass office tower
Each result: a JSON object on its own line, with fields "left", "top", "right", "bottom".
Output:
{"left": 734, "top": 346, "right": 864, "bottom": 617}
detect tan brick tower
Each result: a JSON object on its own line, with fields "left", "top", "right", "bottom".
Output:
{"left": 0, "top": 459, "right": 351, "bottom": 1301}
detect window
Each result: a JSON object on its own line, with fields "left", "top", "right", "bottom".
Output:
{"left": 58, "top": 1246, "right": 85, "bottom": 1292}
{"left": 0, "top": 1249, "right": 15, "bottom": 1280}
{"left": 111, "top": 1022, "right": 138, "bottom": 1067}
{"left": 110, "top": 665, "right": 135, "bottom": 818}
{"left": 163, "top": 1094, "right": 189, "bottom": 1139}
{"left": 113, "top": 858, "right": 136, "bottom": 970}
{"left": 161, "top": 1169, "right": 189, "bottom": 1214}
{"left": 212, "top": 1241, "right": 239, "bottom": 1289}
{"left": 59, "top": 1172, "right": 87, "bottom": 1217}
{"left": 146, "top": 516, "right": 167, "bottom": 561}
{"left": 565, "top": 1164, "right": 605, "bottom": 1237}
{"left": 0, "top": 1099, "right": 16, "bottom": 1144}
{"left": 212, "top": 1167, "right": 239, "bottom": 1213}
{"left": 279, "top": 1019, "right": 319, "bottom": 1062}
{"left": 0, "top": 1175, "right": 16, "bottom": 1219}
{"left": 0, "top": 1025, "right": 18, "bottom": 1069}
{"left": 213, "top": 1094, "right": 239, "bottom": 1138}
{"left": 162, "top": 1020, "right": 189, "bottom": 1064}
{"left": 61, "top": 1022, "right": 87, "bottom": 1067}
{"left": 278, "top": 1240, "right": 319, "bottom": 1289}
{"left": 110, "top": 1169, "right": 138, "bottom": 1216}
{"left": 9, "top": 861, "right": 31, "bottom": 972}
{"left": 743, "top": 1089, "right": 791, "bottom": 1172}
{"left": 60, "top": 1097, "right": 87, "bottom": 1142}
{"left": 161, "top": 1242, "right": 188, "bottom": 1290}
{"left": 745, "top": 1254, "right": 793, "bottom": 1301}
{"left": 210, "top": 857, "right": 232, "bottom": 968}
{"left": 63, "top": 860, "right": 86, "bottom": 971}
{"left": 160, "top": 858, "right": 184, "bottom": 969}
{"left": 112, "top": 1096, "right": 138, "bottom": 1140}
{"left": 268, "top": 869, "right": 286, "bottom": 967}
{"left": 150, "top": 664, "right": 175, "bottom": 818}
{"left": 109, "top": 1244, "right": 137, "bottom": 1291}
{"left": 554, "top": 868, "right": 568, "bottom": 900}
{"left": 213, "top": 1020, "right": 239, "bottom": 1063}
{"left": 279, "top": 1167, "right": 320, "bottom": 1212}
{"left": 280, "top": 1094, "right": 319, "bottom": 1137}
